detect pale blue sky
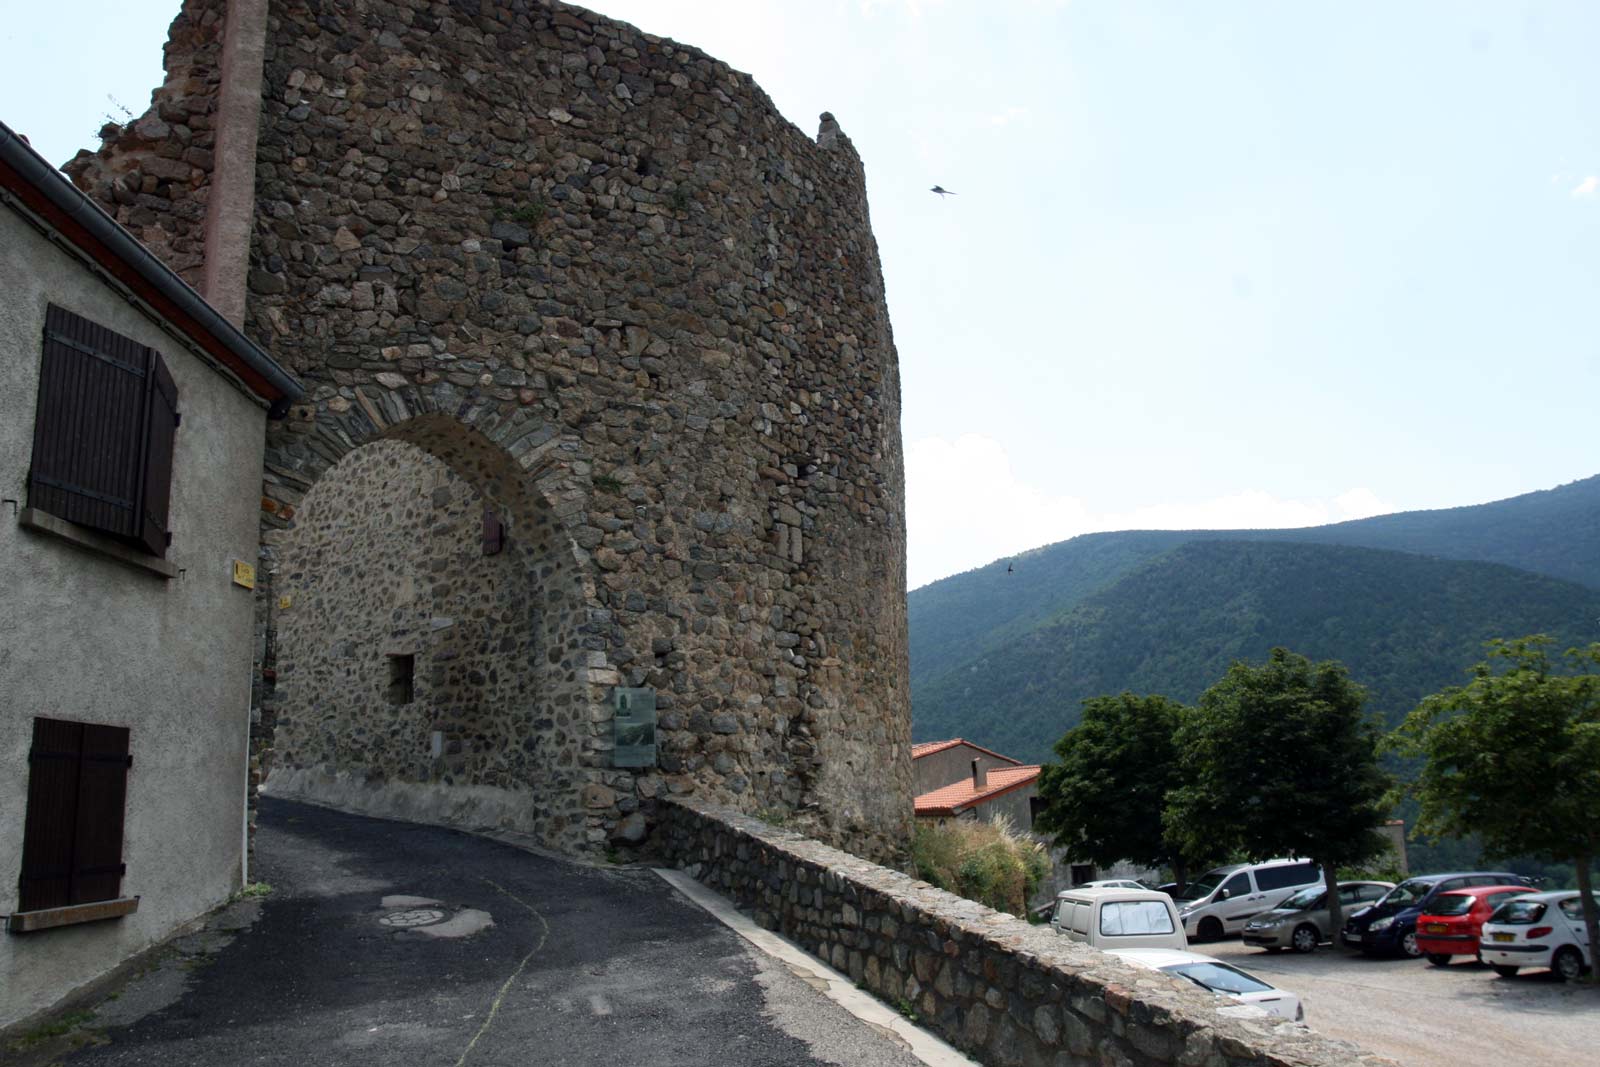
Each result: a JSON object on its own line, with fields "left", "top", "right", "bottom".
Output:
{"left": 6, "top": 1, "right": 1597, "bottom": 588}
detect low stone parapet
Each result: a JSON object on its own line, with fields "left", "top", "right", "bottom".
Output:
{"left": 658, "top": 797, "right": 1397, "bottom": 1067}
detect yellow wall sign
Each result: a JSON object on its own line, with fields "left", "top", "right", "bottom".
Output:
{"left": 232, "top": 560, "right": 256, "bottom": 589}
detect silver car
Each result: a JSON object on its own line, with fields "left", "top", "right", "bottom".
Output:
{"left": 1242, "top": 880, "right": 1393, "bottom": 953}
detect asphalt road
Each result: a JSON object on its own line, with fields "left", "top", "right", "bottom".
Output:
{"left": 55, "top": 798, "right": 927, "bottom": 1067}
{"left": 1207, "top": 936, "right": 1600, "bottom": 1067}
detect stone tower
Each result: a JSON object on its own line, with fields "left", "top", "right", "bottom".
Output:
{"left": 66, "top": 0, "right": 912, "bottom": 861}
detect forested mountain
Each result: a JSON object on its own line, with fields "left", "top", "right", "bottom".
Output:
{"left": 913, "top": 540, "right": 1600, "bottom": 763}
{"left": 910, "top": 473, "right": 1600, "bottom": 691}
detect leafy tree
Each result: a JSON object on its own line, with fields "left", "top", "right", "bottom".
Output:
{"left": 1390, "top": 637, "right": 1600, "bottom": 983}
{"left": 1034, "top": 693, "right": 1197, "bottom": 890}
{"left": 1166, "top": 648, "right": 1392, "bottom": 936}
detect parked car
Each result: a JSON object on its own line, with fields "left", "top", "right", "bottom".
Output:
{"left": 1107, "top": 948, "right": 1305, "bottom": 1021}
{"left": 1414, "top": 885, "right": 1534, "bottom": 966}
{"left": 1079, "top": 879, "right": 1153, "bottom": 891}
{"left": 1340, "top": 872, "right": 1536, "bottom": 958}
{"left": 1242, "top": 880, "right": 1393, "bottom": 953}
{"left": 1175, "top": 859, "right": 1324, "bottom": 941}
{"left": 1051, "top": 887, "right": 1189, "bottom": 950}
{"left": 1480, "top": 891, "right": 1598, "bottom": 981}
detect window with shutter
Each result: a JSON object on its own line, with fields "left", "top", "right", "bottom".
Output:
{"left": 27, "top": 305, "right": 179, "bottom": 557}
{"left": 17, "top": 717, "right": 132, "bottom": 913}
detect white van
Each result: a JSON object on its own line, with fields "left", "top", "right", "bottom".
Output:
{"left": 1051, "top": 887, "right": 1189, "bottom": 950}
{"left": 1175, "top": 859, "right": 1322, "bottom": 941}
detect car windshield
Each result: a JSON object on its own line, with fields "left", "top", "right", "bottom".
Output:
{"left": 1427, "top": 893, "right": 1475, "bottom": 917}
{"left": 1379, "top": 878, "right": 1434, "bottom": 907}
{"left": 1177, "top": 869, "right": 1233, "bottom": 901}
{"left": 1491, "top": 900, "right": 1546, "bottom": 924}
{"left": 1099, "top": 900, "right": 1176, "bottom": 936}
{"left": 1164, "top": 961, "right": 1274, "bottom": 996}
{"left": 1281, "top": 886, "right": 1325, "bottom": 911}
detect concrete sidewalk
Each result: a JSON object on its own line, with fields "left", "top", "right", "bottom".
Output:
{"left": 18, "top": 797, "right": 929, "bottom": 1067}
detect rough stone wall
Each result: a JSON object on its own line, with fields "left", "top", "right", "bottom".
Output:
{"left": 63, "top": 0, "right": 228, "bottom": 288}
{"left": 68, "top": 0, "right": 914, "bottom": 862}
{"left": 264, "top": 436, "right": 613, "bottom": 851}
{"left": 272, "top": 440, "right": 541, "bottom": 789}
{"left": 661, "top": 798, "right": 1398, "bottom": 1067}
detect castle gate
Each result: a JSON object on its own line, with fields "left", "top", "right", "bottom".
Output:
{"left": 67, "top": 0, "right": 913, "bottom": 860}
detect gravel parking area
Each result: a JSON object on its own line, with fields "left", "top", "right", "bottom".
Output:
{"left": 1206, "top": 937, "right": 1600, "bottom": 1067}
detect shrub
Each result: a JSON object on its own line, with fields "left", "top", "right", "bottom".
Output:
{"left": 912, "top": 815, "right": 1048, "bottom": 916}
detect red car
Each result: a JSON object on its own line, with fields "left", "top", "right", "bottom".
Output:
{"left": 1415, "top": 886, "right": 1533, "bottom": 966}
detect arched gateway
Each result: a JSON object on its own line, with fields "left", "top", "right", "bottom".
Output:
{"left": 67, "top": 0, "right": 913, "bottom": 861}
{"left": 260, "top": 405, "right": 601, "bottom": 853}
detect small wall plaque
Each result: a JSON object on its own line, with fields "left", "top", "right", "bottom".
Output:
{"left": 232, "top": 560, "right": 256, "bottom": 589}
{"left": 612, "top": 686, "right": 657, "bottom": 768}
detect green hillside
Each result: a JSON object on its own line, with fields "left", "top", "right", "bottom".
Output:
{"left": 909, "top": 473, "right": 1600, "bottom": 690}
{"left": 913, "top": 540, "right": 1600, "bottom": 763}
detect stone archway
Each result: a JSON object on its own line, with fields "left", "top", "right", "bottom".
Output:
{"left": 254, "top": 399, "right": 613, "bottom": 856}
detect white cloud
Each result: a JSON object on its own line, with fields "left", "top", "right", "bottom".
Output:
{"left": 905, "top": 434, "right": 1393, "bottom": 589}
{"left": 1571, "top": 176, "right": 1599, "bottom": 198}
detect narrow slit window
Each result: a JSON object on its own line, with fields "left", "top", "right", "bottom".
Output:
{"left": 386, "top": 654, "right": 415, "bottom": 705}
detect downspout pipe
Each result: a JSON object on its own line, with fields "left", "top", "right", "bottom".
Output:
{"left": 0, "top": 119, "right": 302, "bottom": 412}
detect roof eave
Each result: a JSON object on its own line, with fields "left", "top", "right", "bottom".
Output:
{"left": 0, "top": 120, "right": 302, "bottom": 413}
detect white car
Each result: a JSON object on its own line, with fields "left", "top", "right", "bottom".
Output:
{"left": 1107, "top": 948, "right": 1305, "bottom": 1021}
{"left": 1051, "top": 888, "right": 1189, "bottom": 951}
{"left": 1479, "top": 890, "right": 1597, "bottom": 981}
{"left": 1080, "top": 879, "right": 1151, "bottom": 891}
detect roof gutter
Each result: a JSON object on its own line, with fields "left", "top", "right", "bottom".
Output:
{"left": 0, "top": 119, "right": 302, "bottom": 415}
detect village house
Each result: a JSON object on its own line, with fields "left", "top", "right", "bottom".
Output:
{"left": 0, "top": 119, "right": 299, "bottom": 1030}
{"left": 912, "top": 739, "right": 1161, "bottom": 903}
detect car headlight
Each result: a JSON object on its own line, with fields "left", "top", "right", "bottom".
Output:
{"left": 1368, "top": 916, "right": 1394, "bottom": 932}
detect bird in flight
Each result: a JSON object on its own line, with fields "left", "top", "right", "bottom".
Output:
{"left": 930, "top": 185, "right": 957, "bottom": 198}
{"left": 1006, "top": 562, "right": 1014, "bottom": 574}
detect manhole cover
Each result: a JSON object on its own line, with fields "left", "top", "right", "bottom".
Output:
{"left": 378, "top": 908, "right": 446, "bottom": 928}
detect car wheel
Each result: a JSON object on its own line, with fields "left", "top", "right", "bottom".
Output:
{"left": 1198, "top": 917, "right": 1224, "bottom": 943}
{"left": 1426, "top": 953, "right": 1452, "bottom": 967}
{"left": 1400, "top": 929, "right": 1422, "bottom": 959}
{"left": 1291, "top": 925, "right": 1320, "bottom": 954}
{"left": 1552, "top": 946, "right": 1585, "bottom": 982}
{"left": 1492, "top": 964, "right": 1520, "bottom": 979}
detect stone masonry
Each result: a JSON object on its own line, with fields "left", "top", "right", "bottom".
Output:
{"left": 66, "top": 0, "right": 913, "bottom": 860}
{"left": 661, "top": 798, "right": 1400, "bottom": 1067}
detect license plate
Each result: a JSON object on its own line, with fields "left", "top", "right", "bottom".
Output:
{"left": 1345, "top": 932, "right": 1362, "bottom": 942}
{"left": 1426, "top": 924, "right": 1447, "bottom": 933}
{"left": 1491, "top": 932, "right": 1514, "bottom": 943}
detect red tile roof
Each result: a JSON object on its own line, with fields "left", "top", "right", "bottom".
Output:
{"left": 911, "top": 738, "right": 1023, "bottom": 766}
{"left": 913, "top": 765, "right": 1041, "bottom": 816}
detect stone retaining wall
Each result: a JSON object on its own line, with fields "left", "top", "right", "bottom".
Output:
{"left": 659, "top": 797, "right": 1398, "bottom": 1067}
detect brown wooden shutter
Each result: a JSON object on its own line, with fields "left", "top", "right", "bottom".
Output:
{"left": 28, "top": 305, "right": 178, "bottom": 557}
{"left": 18, "top": 718, "right": 131, "bottom": 912}
{"left": 29, "top": 306, "right": 150, "bottom": 540}
{"left": 482, "top": 507, "right": 504, "bottom": 555}
{"left": 71, "top": 724, "right": 133, "bottom": 905}
{"left": 138, "top": 352, "right": 179, "bottom": 557}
